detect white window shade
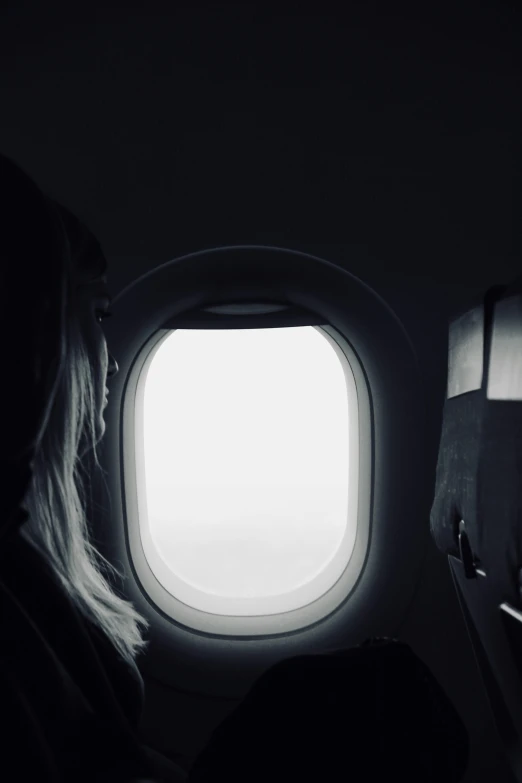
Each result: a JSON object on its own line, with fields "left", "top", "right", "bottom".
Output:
{"left": 136, "top": 326, "right": 357, "bottom": 617}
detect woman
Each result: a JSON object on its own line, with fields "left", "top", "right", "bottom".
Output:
{"left": 0, "top": 153, "right": 185, "bottom": 782}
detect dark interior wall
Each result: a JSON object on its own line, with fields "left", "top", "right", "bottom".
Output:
{"left": 0, "top": 3, "right": 520, "bottom": 780}
{"left": 0, "top": 2, "right": 519, "bottom": 292}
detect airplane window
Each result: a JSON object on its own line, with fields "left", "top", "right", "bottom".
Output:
{"left": 137, "top": 326, "right": 355, "bottom": 616}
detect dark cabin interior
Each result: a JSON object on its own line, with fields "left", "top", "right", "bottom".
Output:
{"left": 0, "top": 2, "right": 520, "bottom": 780}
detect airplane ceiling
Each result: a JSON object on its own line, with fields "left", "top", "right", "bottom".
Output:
{"left": 0, "top": 1, "right": 519, "bottom": 309}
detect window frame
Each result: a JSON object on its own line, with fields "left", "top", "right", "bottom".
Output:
{"left": 122, "top": 323, "right": 372, "bottom": 636}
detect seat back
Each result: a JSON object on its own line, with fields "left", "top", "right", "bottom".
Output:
{"left": 431, "top": 276, "right": 522, "bottom": 779}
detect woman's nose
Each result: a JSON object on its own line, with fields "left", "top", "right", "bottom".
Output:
{"left": 107, "top": 353, "right": 119, "bottom": 378}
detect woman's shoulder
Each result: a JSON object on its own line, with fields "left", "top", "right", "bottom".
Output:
{"left": 0, "top": 530, "right": 145, "bottom": 729}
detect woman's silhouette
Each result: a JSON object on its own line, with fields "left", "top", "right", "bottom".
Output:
{"left": 0, "top": 153, "right": 184, "bottom": 782}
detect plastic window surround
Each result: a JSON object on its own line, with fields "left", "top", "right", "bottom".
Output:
{"left": 122, "top": 324, "right": 372, "bottom": 636}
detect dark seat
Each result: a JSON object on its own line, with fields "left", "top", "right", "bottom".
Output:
{"left": 189, "top": 639, "right": 469, "bottom": 782}
{"left": 431, "top": 276, "right": 522, "bottom": 780}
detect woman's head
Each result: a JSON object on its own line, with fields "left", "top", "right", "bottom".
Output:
{"left": 56, "top": 204, "right": 119, "bottom": 445}
{"left": 21, "top": 199, "right": 147, "bottom": 665}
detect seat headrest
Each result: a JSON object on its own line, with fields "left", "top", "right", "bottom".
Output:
{"left": 431, "top": 276, "right": 522, "bottom": 598}
{"left": 190, "top": 640, "right": 469, "bottom": 782}
{"left": 0, "top": 154, "right": 68, "bottom": 539}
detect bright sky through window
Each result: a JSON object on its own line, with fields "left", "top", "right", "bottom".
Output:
{"left": 142, "top": 327, "right": 352, "bottom": 600}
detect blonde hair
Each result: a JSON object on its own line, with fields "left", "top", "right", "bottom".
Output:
{"left": 21, "top": 208, "right": 148, "bottom": 667}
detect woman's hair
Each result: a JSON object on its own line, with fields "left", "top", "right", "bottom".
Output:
{"left": 21, "top": 202, "right": 148, "bottom": 666}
